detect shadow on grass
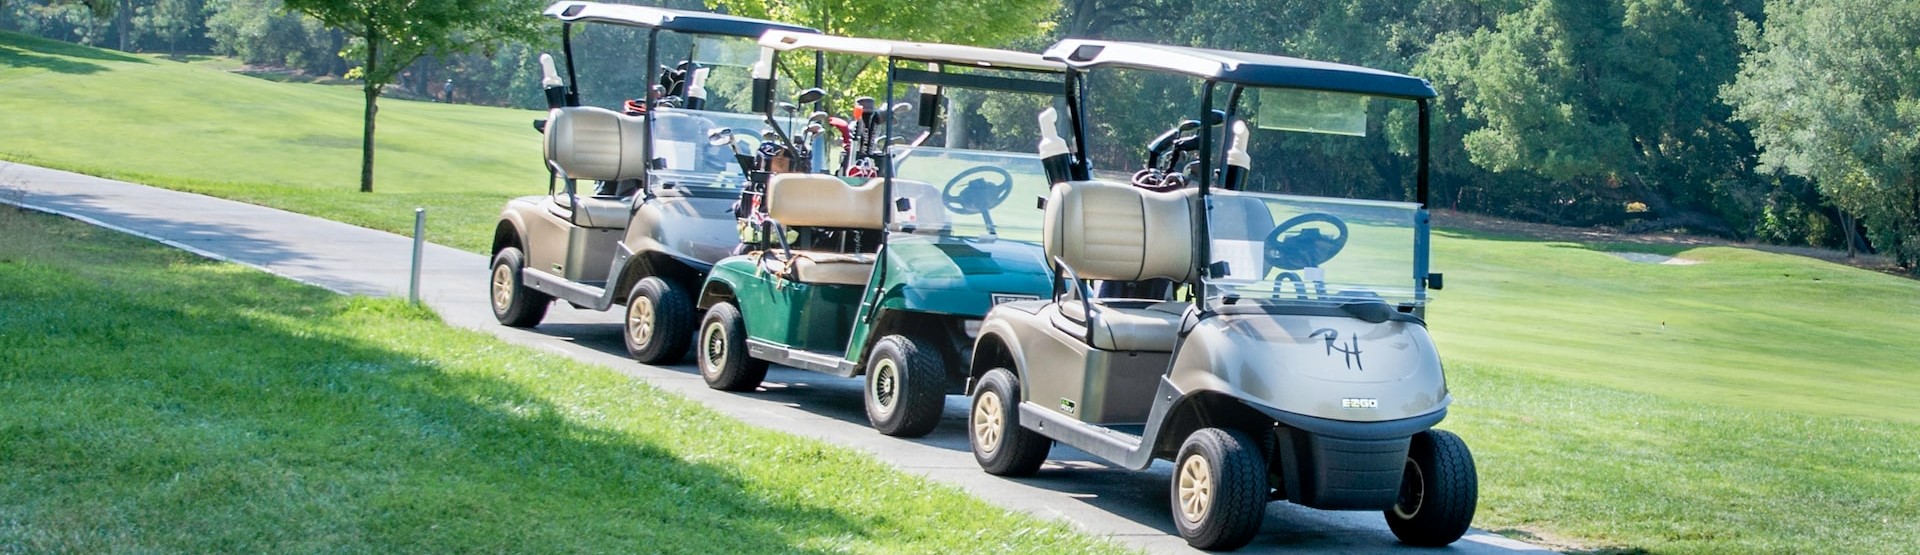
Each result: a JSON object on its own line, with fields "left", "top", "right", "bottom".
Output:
{"left": 0, "top": 213, "right": 870, "bottom": 552}
{"left": 0, "top": 32, "right": 148, "bottom": 73}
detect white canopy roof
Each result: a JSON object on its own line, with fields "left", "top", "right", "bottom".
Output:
{"left": 759, "top": 30, "right": 1062, "bottom": 72}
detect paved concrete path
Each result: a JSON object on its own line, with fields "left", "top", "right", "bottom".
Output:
{"left": 0, "top": 161, "right": 1554, "bottom": 554}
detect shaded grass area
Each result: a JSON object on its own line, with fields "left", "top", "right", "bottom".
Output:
{"left": 0, "top": 206, "right": 1122, "bottom": 553}
{"left": 0, "top": 31, "right": 543, "bottom": 253}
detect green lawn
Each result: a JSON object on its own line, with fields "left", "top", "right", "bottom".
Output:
{"left": 5, "top": 31, "right": 1920, "bottom": 553}
{"left": 0, "top": 31, "right": 543, "bottom": 252}
{"left": 0, "top": 205, "right": 1121, "bottom": 553}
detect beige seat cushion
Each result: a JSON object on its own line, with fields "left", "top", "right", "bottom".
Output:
{"left": 545, "top": 106, "right": 649, "bottom": 181}
{"left": 762, "top": 251, "right": 875, "bottom": 286}
{"left": 1043, "top": 180, "right": 1196, "bottom": 282}
{"left": 1059, "top": 300, "right": 1186, "bottom": 352}
{"left": 768, "top": 175, "right": 887, "bottom": 230}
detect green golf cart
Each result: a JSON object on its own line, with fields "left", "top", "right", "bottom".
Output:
{"left": 692, "top": 32, "right": 1067, "bottom": 437}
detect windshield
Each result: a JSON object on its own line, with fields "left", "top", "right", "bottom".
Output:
{"left": 887, "top": 146, "right": 1050, "bottom": 242}
{"left": 650, "top": 107, "right": 818, "bottom": 192}
{"left": 1206, "top": 190, "right": 1424, "bottom": 305}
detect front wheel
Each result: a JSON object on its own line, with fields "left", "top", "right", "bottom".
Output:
{"left": 863, "top": 335, "right": 946, "bottom": 437}
{"left": 1171, "top": 428, "right": 1268, "bottom": 551}
{"left": 624, "top": 277, "right": 692, "bottom": 364}
{"left": 1384, "top": 429, "right": 1478, "bottom": 546}
{"left": 696, "top": 302, "right": 767, "bottom": 391}
{"left": 490, "top": 247, "right": 550, "bottom": 327}
{"left": 970, "top": 368, "right": 1050, "bottom": 476}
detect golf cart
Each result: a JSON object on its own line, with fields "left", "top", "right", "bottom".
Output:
{"left": 488, "top": 1, "right": 820, "bottom": 364}
{"left": 692, "top": 31, "right": 1068, "bottom": 437}
{"left": 964, "top": 40, "right": 1475, "bottom": 550}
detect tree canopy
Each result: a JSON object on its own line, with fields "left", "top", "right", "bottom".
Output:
{"left": 1722, "top": 0, "right": 1920, "bottom": 266}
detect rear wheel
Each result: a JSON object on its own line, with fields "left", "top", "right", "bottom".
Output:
{"left": 1384, "top": 429, "right": 1478, "bottom": 547}
{"left": 863, "top": 335, "right": 946, "bottom": 437}
{"left": 1171, "top": 428, "right": 1268, "bottom": 551}
{"left": 970, "top": 368, "right": 1050, "bottom": 476}
{"left": 624, "top": 277, "right": 692, "bottom": 364}
{"left": 490, "top": 247, "right": 549, "bottom": 327}
{"left": 697, "top": 302, "right": 766, "bottom": 391}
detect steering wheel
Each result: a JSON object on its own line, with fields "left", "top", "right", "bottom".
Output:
{"left": 1263, "top": 213, "right": 1350, "bottom": 271}
{"left": 941, "top": 165, "right": 1015, "bottom": 215}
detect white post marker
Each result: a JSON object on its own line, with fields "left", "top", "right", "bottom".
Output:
{"left": 410, "top": 208, "right": 425, "bottom": 303}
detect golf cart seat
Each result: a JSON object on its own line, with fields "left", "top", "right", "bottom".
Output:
{"left": 762, "top": 174, "right": 888, "bottom": 285}
{"left": 544, "top": 106, "right": 649, "bottom": 228}
{"left": 1044, "top": 180, "right": 1197, "bottom": 352}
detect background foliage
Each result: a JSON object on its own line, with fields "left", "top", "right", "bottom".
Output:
{"left": 0, "top": 0, "right": 1914, "bottom": 270}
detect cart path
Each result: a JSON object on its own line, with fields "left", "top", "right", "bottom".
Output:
{"left": 0, "top": 162, "right": 1555, "bottom": 554}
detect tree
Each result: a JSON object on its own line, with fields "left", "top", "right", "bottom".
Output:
{"left": 1417, "top": 0, "right": 1763, "bottom": 231}
{"left": 710, "top": 0, "right": 1056, "bottom": 88}
{"left": 279, "top": 0, "right": 541, "bottom": 192}
{"left": 1722, "top": 0, "right": 1920, "bottom": 269}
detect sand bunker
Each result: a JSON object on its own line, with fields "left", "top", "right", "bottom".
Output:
{"left": 1606, "top": 252, "right": 1703, "bottom": 265}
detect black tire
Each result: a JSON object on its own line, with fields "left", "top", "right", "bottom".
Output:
{"left": 969, "top": 368, "right": 1051, "bottom": 476}
{"left": 1384, "top": 429, "right": 1478, "bottom": 547}
{"left": 863, "top": 335, "right": 947, "bottom": 437}
{"left": 624, "top": 277, "right": 693, "bottom": 364}
{"left": 696, "top": 302, "right": 767, "bottom": 391}
{"left": 489, "top": 247, "right": 550, "bottom": 327}
{"left": 1171, "top": 428, "right": 1268, "bottom": 551}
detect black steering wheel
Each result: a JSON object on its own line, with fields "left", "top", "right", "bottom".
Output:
{"left": 1263, "top": 213, "right": 1350, "bottom": 271}
{"left": 942, "top": 165, "right": 1015, "bottom": 215}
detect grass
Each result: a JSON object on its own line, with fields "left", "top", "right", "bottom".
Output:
{"left": 5, "top": 32, "right": 1920, "bottom": 553}
{"left": 0, "top": 206, "right": 1123, "bottom": 553}
{"left": 0, "top": 31, "right": 543, "bottom": 253}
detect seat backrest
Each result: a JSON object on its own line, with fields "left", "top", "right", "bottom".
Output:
{"left": 767, "top": 175, "right": 887, "bottom": 230}
{"left": 1043, "top": 180, "right": 1196, "bottom": 282}
{"left": 545, "top": 106, "right": 647, "bottom": 181}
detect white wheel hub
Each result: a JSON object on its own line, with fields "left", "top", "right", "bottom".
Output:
{"left": 701, "top": 321, "right": 727, "bottom": 377}
{"left": 627, "top": 296, "right": 655, "bottom": 348}
{"left": 491, "top": 264, "right": 513, "bottom": 311}
{"left": 973, "top": 389, "right": 1003, "bottom": 454}
{"left": 870, "top": 359, "right": 899, "bottom": 415}
{"left": 1392, "top": 456, "right": 1426, "bottom": 520}
{"left": 1178, "top": 453, "right": 1213, "bottom": 523}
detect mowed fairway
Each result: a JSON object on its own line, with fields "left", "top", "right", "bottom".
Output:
{"left": 4, "top": 31, "right": 1920, "bottom": 553}
{"left": 0, "top": 206, "right": 1120, "bottom": 553}
{"left": 0, "top": 31, "right": 543, "bottom": 252}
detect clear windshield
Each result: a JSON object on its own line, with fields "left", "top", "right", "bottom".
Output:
{"left": 886, "top": 146, "right": 1050, "bottom": 242}
{"left": 649, "top": 108, "right": 818, "bottom": 191}
{"left": 1206, "top": 190, "right": 1424, "bottom": 305}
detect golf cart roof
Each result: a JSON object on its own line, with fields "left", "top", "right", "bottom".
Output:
{"left": 543, "top": 1, "right": 818, "bottom": 38}
{"left": 1043, "top": 39, "right": 1435, "bottom": 99}
{"left": 760, "top": 30, "right": 1063, "bottom": 72}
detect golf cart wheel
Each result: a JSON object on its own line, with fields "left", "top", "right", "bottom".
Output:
{"left": 863, "top": 335, "right": 947, "bottom": 437}
{"left": 696, "top": 302, "right": 767, "bottom": 391}
{"left": 623, "top": 277, "right": 693, "bottom": 364}
{"left": 1171, "top": 428, "right": 1268, "bottom": 551}
{"left": 970, "top": 368, "right": 1050, "bottom": 476}
{"left": 1384, "top": 429, "right": 1478, "bottom": 547}
{"left": 489, "top": 247, "right": 550, "bottom": 327}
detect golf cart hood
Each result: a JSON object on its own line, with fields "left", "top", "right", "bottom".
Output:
{"left": 878, "top": 234, "right": 1051, "bottom": 315}
{"left": 1168, "top": 309, "right": 1449, "bottom": 423}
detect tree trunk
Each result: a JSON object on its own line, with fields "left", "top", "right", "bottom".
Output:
{"left": 115, "top": 0, "right": 130, "bottom": 51}
{"left": 359, "top": 32, "right": 379, "bottom": 193}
